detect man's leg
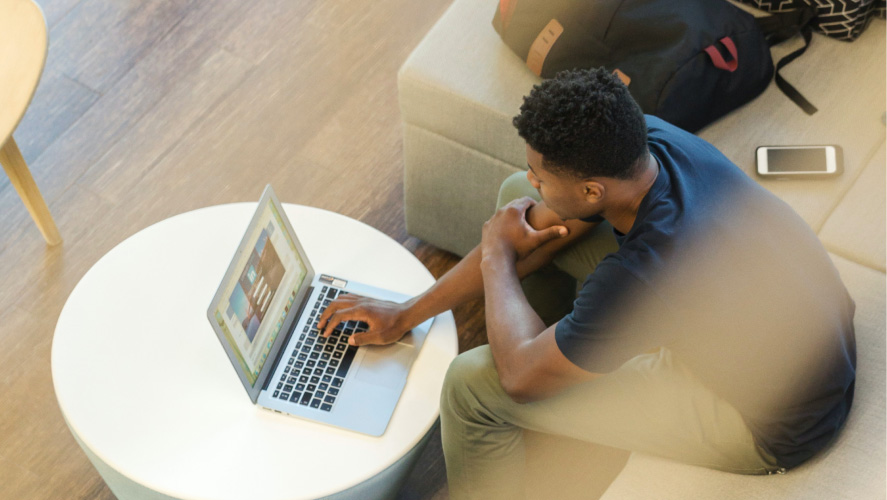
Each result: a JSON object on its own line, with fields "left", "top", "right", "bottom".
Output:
{"left": 496, "top": 172, "right": 618, "bottom": 325}
{"left": 441, "top": 345, "right": 778, "bottom": 500}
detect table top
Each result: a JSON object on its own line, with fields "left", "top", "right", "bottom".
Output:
{"left": 52, "top": 203, "right": 458, "bottom": 500}
{"left": 0, "top": 0, "right": 47, "bottom": 143}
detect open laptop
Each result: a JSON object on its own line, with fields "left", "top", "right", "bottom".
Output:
{"left": 207, "top": 185, "right": 433, "bottom": 436}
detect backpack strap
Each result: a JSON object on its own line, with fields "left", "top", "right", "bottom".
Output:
{"left": 755, "top": 5, "right": 819, "bottom": 115}
{"left": 704, "top": 37, "right": 739, "bottom": 72}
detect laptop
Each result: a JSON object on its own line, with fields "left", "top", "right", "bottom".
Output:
{"left": 207, "top": 185, "right": 433, "bottom": 436}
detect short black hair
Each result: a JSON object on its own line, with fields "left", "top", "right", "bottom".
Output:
{"left": 513, "top": 68, "right": 648, "bottom": 180}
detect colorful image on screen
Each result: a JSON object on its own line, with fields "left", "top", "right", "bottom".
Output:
{"left": 227, "top": 225, "right": 286, "bottom": 341}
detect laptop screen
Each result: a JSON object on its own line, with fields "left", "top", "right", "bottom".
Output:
{"left": 210, "top": 197, "right": 309, "bottom": 387}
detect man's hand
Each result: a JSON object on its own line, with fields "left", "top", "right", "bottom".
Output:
{"left": 482, "top": 197, "right": 568, "bottom": 263}
{"left": 317, "top": 294, "right": 412, "bottom": 346}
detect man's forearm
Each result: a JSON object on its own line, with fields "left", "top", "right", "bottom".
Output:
{"left": 400, "top": 245, "right": 486, "bottom": 330}
{"left": 480, "top": 252, "right": 546, "bottom": 393}
{"left": 400, "top": 237, "right": 564, "bottom": 332}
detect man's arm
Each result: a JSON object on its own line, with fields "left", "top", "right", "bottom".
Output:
{"left": 481, "top": 247, "right": 597, "bottom": 403}
{"left": 319, "top": 198, "right": 598, "bottom": 346}
{"left": 480, "top": 198, "right": 599, "bottom": 403}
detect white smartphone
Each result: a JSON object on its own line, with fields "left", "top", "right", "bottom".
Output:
{"left": 755, "top": 145, "right": 843, "bottom": 178}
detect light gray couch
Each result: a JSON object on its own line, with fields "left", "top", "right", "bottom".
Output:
{"left": 398, "top": 0, "right": 886, "bottom": 498}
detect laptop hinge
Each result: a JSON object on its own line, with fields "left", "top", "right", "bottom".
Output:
{"left": 262, "top": 285, "right": 315, "bottom": 392}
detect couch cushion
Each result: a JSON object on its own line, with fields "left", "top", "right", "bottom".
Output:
{"left": 403, "top": 124, "right": 522, "bottom": 256}
{"left": 398, "top": 0, "right": 537, "bottom": 169}
{"left": 698, "top": 22, "right": 885, "bottom": 232}
{"left": 819, "top": 142, "right": 886, "bottom": 272}
{"left": 600, "top": 254, "right": 886, "bottom": 500}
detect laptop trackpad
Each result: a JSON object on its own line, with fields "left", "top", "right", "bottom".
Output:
{"left": 354, "top": 343, "right": 414, "bottom": 387}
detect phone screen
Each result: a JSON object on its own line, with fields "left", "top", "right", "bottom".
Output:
{"left": 767, "top": 147, "right": 828, "bottom": 173}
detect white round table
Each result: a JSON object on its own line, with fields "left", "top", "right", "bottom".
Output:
{"left": 52, "top": 204, "right": 458, "bottom": 500}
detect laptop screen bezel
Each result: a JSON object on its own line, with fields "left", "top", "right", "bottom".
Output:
{"left": 206, "top": 185, "right": 316, "bottom": 403}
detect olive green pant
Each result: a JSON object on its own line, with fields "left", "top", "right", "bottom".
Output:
{"left": 439, "top": 172, "right": 779, "bottom": 500}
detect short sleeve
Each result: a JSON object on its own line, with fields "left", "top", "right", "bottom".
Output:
{"left": 555, "top": 260, "right": 668, "bottom": 373}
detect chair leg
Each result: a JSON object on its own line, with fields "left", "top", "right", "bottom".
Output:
{"left": 0, "top": 136, "right": 62, "bottom": 246}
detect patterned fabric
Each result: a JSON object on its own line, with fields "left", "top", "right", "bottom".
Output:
{"left": 737, "top": 0, "right": 886, "bottom": 40}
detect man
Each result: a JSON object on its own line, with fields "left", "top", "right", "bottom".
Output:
{"left": 319, "top": 68, "right": 856, "bottom": 498}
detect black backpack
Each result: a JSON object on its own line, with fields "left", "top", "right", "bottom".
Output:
{"left": 493, "top": 0, "right": 813, "bottom": 132}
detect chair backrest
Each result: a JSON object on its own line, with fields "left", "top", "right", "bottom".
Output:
{"left": 0, "top": 0, "right": 48, "bottom": 145}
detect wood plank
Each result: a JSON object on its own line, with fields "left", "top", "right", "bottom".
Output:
{"left": 0, "top": 452, "right": 43, "bottom": 500}
{"left": 34, "top": 0, "right": 84, "bottom": 29}
{"left": 0, "top": 186, "right": 116, "bottom": 311}
{"left": 0, "top": 0, "right": 261, "bottom": 241}
{"left": 217, "top": 0, "right": 318, "bottom": 63}
{"left": 122, "top": 33, "right": 374, "bottom": 211}
{"left": 76, "top": 48, "right": 253, "bottom": 204}
{"left": 11, "top": 68, "right": 101, "bottom": 166}
{"left": 47, "top": 0, "right": 195, "bottom": 93}
{"left": 289, "top": 67, "right": 410, "bottom": 223}
{"left": 0, "top": 306, "right": 47, "bottom": 388}
{"left": 126, "top": 0, "right": 454, "bottom": 222}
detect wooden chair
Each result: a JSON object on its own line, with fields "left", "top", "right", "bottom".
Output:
{"left": 0, "top": 0, "right": 61, "bottom": 245}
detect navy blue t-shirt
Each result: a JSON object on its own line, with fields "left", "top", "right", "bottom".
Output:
{"left": 555, "top": 116, "right": 856, "bottom": 469}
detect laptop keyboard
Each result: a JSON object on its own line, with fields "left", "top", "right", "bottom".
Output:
{"left": 271, "top": 285, "right": 364, "bottom": 412}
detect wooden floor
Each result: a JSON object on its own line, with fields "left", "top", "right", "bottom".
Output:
{"left": 0, "top": 0, "right": 492, "bottom": 498}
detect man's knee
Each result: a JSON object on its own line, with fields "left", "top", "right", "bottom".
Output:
{"left": 497, "top": 171, "right": 539, "bottom": 209}
{"left": 440, "top": 346, "right": 504, "bottom": 416}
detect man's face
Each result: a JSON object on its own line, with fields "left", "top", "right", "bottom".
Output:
{"left": 525, "top": 144, "right": 602, "bottom": 221}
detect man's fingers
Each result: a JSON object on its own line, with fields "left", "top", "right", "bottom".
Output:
{"left": 349, "top": 329, "right": 382, "bottom": 347}
{"left": 509, "top": 196, "right": 537, "bottom": 211}
{"left": 545, "top": 225, "right": 569, "bottom": 240}
{"left": 320, "top": 309, "right": 342, "bottom": 337}
{"left": 318, "top": 301, "right": 341, "bottom": 333}
{"left": 321, "top": 306, "right": 359, "bottom": 337}
{"left": 530, "top": 224, "right": 568, "bottom": 248}
{"left": 350, "top": 326, "right": 405, "bottom": 347}
{"left": 318, "top": 295, "right": 361, "bottom": 333}
{"left": 325, "top": 309, "right": 375, "bottom": 338}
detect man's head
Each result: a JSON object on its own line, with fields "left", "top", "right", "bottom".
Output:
{"left": 513, "top": 68, "right": 648, "bottom": 181}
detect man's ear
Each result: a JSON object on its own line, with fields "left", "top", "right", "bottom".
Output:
{"left": 583, "top": 181, "right": 604, "bottom": 202}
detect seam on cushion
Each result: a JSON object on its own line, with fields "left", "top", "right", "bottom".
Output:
{"left": 828, "top": 252, "right": 887, "bottom": 278}
{"left": 403, "top": 122, "right": 526, "bottom": 174}
{"left": 818, "top": 138, "right": 886, "bottom": 272}
{"left": 397, "top": 67, "right": 531, "bottom": 127}
{"left": 398, "top": 71, "right": 531, "bottom": 166}
{"left": 816, "top": 138, "right": 885, "bottom": 235}
{"left": 824, "top": 246, "right": 886, "bottom": 273}
{"left": 402, "top": 123, "right": 526, "bottom": 254}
